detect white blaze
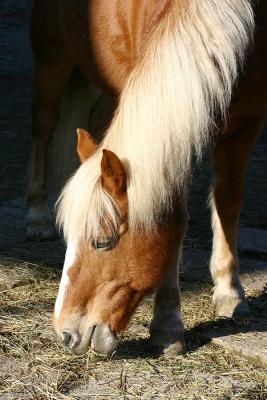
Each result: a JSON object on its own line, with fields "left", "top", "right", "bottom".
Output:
{"left": 54, "top": 243, "right": 76, "bottom": 319}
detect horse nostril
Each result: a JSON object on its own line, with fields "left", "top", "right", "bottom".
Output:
{"left": 61, "top": 330, "right": 78, "bottom": 349}
{"left": 62, "top": 331, "right": 71, "bottom": 346}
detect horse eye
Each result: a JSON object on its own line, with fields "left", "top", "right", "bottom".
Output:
{"left": 91, "top": 237, "right": 114, "bottom": 251}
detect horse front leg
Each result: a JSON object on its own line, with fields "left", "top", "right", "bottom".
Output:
{"left": 26, "top": 60, "right": 72, "bottom": 239}
{"left": 210, "top": 115, "right": 264, "bottom": 317}
{"left": 150, "top": 200, "right": 188, "bottom": 355}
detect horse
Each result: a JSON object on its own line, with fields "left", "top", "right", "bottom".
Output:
{"left": 28, "top": 0, "right": 267, "bottom": 356}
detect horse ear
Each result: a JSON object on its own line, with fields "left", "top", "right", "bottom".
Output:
{"left": 77, "top": 128, "right": 98, "bottom": 162}
{"left": 101, "top": 149, "right": 127, "bottom": 198}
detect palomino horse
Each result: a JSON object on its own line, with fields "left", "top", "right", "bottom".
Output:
{"left": 28, "top": 0, "right": 267, "bottom": 355}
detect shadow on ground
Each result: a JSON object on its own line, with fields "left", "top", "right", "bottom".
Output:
{"left": 110, "top": 291, "right": 267, "bottom": 360}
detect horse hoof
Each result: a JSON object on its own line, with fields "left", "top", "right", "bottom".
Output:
{"left": 215, "top": 297, "right": 251, "bottom": 318}
{"left": 162, "top": 339, "right": 186, "bottom": 356}
{"left": 25, "top": 222, "right": 58, "bottom": 241}
{"left": 150, "top": 326, "right": 186, "bottom": 356}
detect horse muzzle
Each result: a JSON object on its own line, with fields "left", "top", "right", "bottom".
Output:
{"left": 60, "top": 324, "right": 119, "bottom": 356}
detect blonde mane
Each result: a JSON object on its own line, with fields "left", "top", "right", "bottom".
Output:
{"left": 57, "top": 0, "right": 254, "bottom": 243}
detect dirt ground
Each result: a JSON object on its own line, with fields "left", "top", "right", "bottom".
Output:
{"left": 0, "top": 1, "right": 266, "bottom": 399}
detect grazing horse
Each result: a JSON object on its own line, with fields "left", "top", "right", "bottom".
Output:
{"left": 28, "top": 0, "right": 267, "bottom": 355}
